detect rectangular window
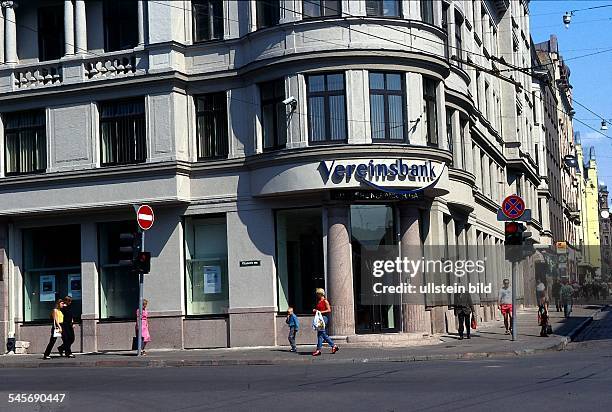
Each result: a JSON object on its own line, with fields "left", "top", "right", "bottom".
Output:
{"left": 454, "top": 12, "right": 463, "bottom": 65}
{"left": 303, "top": 0, "right": 340, "bottom": 18}
{"left": 369, "top": 72, "right": 406, "bottom": 142}
{"left": 195, "top": 93, "right": 229, "bottom": 159}
{"left": 103, "top": 0, "right": 138, "bottom": 52}
{"left": 4, "top": 110, "right": 47, "bottom": 175}
{"left": 423, "top": 78, "right": 438, "bottom": 146}
{"left": 276, "top": 208, "right": 324, "bottom": 314}
{"left": 459, "top": 118, "right": 468, "bottom": 169}
{"left": 442, "top": 3, "right": 449, "bottom": 58}
{"left": 38, "top": 5, "right": 64, "bottom": 61}
{"left": 260, "top": 79, "right": 287, "bottom": 150}
{"left": 193, "top": 0, "right": 224, "bottom": 42}
{"left": 99, "top": 99, "right": 146, "bottom": 166}
{"left": 307, "top": 73, "right": 347, "bottom": 144}
{"left": 366, "top": 0, "right": 401, "bottom": 17}
{"left": 421, "top": 0, "right": 434, "bottom": 24}
{"left": 256, "top": 0, "right": 280, "bottom": 29}
{"left": 23, "top": 225, "right": 82, "bottom": 322}
{"left": 99, "top": 221, "right": 139, "bottom": 319}
{"left": 185, "top": 216, "right": 229, "bottom": 316}
{"left": 446, "top": 109, "right": 453, "bottom": 160}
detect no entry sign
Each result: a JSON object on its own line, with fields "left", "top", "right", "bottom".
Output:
{"left": 137, "top": 205, "right": 155, "bottom": 230}
{"left": 501, "top": 195, "right": 525, "bottom": 220}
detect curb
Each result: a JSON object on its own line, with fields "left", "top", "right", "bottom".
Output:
{"left": 1, "top": 307, "right": 605, "bottom": 369}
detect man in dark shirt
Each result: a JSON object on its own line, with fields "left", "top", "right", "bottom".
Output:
{"left": 58, "top": 296, "right": 75, "bottom": 357}
{"left": 454, "top": 290, "right": 475, "bottom": 340}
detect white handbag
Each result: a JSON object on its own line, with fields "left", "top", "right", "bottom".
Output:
{"left": 53, "top": 328, "right": 62, "bottom": 338}
{"left": 312, "top": 311, "right": 326, "bottom": 331}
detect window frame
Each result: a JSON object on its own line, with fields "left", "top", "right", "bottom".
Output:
{"left": 369, "top": 71, "right": 408, "bottom": 143}
{"left": 260, "top": 79, "right": 287, "bottom": 151}
{"left": 306, "top": 72, "right": 348, "bottom": 145}
{"left": 423, "top": 77, "right": 439, "bottom": 147}
{"left": 37, "top": 4, "right": 64, "bottom": 62}
{"left": 192, "top": 0, "right": 224, "bottom": 43}
{"left": 302, "top": 0, "right": 341, "bottom": 19}
{"left": 98, "top": 98, "right": 147, "bottom": 167}
{"left": 256, "top": 0, "right": 281, "bottom": 29}
{"left": 195, "top": 92, "right": 229, "bottom": 160}
{"left": 420, "top": 0, "right": 435, "bottom": 25}
{"left": 103, "top": 0, "right": 139, "bottom": 52}
{"left": 4, "top": 109, "right": 47, "bottom": 176}
{"left": 365, "top": 0, "right": 402, "bottom": 17}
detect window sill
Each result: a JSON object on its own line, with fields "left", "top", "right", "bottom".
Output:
{"left": 5, "top": 169, "right": 47, "bottom": 177}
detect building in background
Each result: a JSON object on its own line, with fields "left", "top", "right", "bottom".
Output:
{"left": 598, "top": 183, "right": 611, "bottom": 282}
{"left": 577, "top": 145, "right": 601, "bottom": 282}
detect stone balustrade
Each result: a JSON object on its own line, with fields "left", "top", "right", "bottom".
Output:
{"left": 83, "top": 53, "right": 140, "bottom": 80}
{"left": 13, "top": 64, "right": 63, "bottom": 89}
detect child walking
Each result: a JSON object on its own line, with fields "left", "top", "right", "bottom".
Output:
{"left": 286, "top": 306, "right": 300, "bottom": 352}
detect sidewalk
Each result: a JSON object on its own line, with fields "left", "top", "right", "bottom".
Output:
{"left": 0, "top": 305, "right": 604, "bottom": 369}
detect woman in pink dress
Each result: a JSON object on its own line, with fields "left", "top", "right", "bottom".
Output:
{"left": 135, "top": 299, "right": 151, "bottom": 355}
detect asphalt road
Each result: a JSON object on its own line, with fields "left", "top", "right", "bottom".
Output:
{"left": 2, "top": 311, "right": 612, "bottom": 412}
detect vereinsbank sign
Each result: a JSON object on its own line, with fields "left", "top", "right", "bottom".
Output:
{"left": 319, "top": 158, "right": 446, "bottom": 194}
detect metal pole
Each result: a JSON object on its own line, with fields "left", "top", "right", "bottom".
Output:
{"left": 511, "top": 260, "right": 517, "bottom": 341}
{"left": 137, "top": 230, "right": 145, "bottom": 356}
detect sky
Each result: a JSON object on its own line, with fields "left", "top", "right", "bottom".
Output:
{"left": 530, "top": 0, "right": 612, "bottom": 189}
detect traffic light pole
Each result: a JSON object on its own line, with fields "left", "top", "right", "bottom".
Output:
{"left": 511, "top": 260, "right": 517, "bottom": 341}
{"left": 137, "top": 230, "right": 145, "bottom": 356}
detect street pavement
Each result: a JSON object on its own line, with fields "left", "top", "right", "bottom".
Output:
{"left": 1, "top": 308, "right": 611, "bottom": 411}
{"left": 0, "top": 305, "right": 603, "bottom": 369}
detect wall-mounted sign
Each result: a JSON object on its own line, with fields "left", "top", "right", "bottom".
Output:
{"left": 240, "top": 260, "right": 261, "bottom": 267}
{"left": 39, "top": 275, "right": 56, "bottom": 302}
{"left": 331, "top": 190, "right": 423, "bottom": 201}
{"left": 203, "top": 266, "right": 222, "bottom": 294}
{"left": 319, "top": 159, "right": 445, "bottom": 195}
{"left": 68, "top": 274, "right": 82, "bottom": 300}
{"left": 556, "top": 241, "right": 568, "bottom": 254}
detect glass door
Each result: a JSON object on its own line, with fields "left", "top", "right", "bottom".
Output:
{"left": 350, "top": 204, "right": 400, "bottom": 333}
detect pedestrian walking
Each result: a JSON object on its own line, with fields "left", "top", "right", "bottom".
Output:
{"left": 135, "top": 299, "right": 151, "bottom": 355}
{"left": 551, "top": 280, "right": 561, "bottom": 312}
{"left": 453, "top": 290, "right": 475, "bottom": 340}
{"left": 312, "top": 288, "right": 339, "bottom": 356}
{"left": 538, "top": 292, "right": 550, "bottom": 337}
{"left": 560, "top": 280, "right": 574, "bottom": 318}
{"left": 498, "top": 279, "right": 513, "bottom": 335}
{"left": 43, "top": 299, "right": 65, "bottom": 360}
{"left": 286, "top": 306, "right": 300, "bottom": 352}
{"left": 57, "top": 296, "right": 75, "bottom": 358}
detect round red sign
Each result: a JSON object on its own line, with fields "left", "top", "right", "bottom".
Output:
{"left": 501, "top": 195, "right": 525, "bottom": 220}
{"left": 137, "top": 205, "right": 155, "bottom": 230}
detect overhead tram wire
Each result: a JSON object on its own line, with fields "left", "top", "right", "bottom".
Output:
{"left": 2, "top": 2, "right": 609, "bottom": 142}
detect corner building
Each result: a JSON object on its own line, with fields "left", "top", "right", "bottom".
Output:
{"left": 0, "top": 0, "right": 541, "bottom": 352}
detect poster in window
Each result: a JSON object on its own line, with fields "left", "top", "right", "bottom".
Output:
{"left": 40, "top": 275, "right": 56, "bottom": 302}
{"left": 68, "top": 274, "right": 82, "bottom": 300}
{"left": 203, "top": 266, "right": 222, "bottom": 294}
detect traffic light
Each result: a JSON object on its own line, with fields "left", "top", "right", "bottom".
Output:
{"left": 505, "top": 222, "right": 524, "bottom": 245}
{"left": 119, "top": 231, "right": 142, "bottom": 270}
{"left": 134, "top": 252, "right": 151, "bottom": 274}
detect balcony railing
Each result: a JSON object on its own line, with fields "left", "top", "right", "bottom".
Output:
{"left": 0, "top": 49, "right": 148, "bottom": 93}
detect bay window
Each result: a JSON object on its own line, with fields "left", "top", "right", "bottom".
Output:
{"left": 260, "top": 79, "right": 287, "bottom": 150}
{"left": 366, "top": 0, "right": 401, "bottom": 17}
{"left": 423, "top": 78, "right": 438, "bottom": 146}
{"left": 193, "top": 0, "right": 224, "bottom": 42}
{"left": 196, "top": 93, "right": 229, "bottom": 159}
{"left": 303, "top": 0, "right": 340, "bottom": 18}
{"left": 307, "top": 73, "right": 347, "bottom": 144}
{"left": 369, "top": 72, "right": 407, "bottom": 142}
{"left": 257, "top": 0, "right": 280, "bottom": 29}
{"left": 99, "top": 98, "right": 146, "bottom": 166}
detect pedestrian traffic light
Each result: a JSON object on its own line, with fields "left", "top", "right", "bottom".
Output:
{"left": 505, "top": 222, "right": 524, "bottom": 245}
{"left": 119, "top": 232, "right": 142, "bottom": 270}
{"left": 134, "top": 251, "right": 151, "bottom": 274}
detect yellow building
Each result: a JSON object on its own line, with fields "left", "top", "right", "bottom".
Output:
{"left": 577, "top": 145, "right": 602, "bottom": 281}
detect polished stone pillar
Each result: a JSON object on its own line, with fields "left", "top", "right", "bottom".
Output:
{"left": 400, "top": 205, "right": 428, "bottom": 333}
{"left": 326, "top": 206, "right": 355, "bottom": 337}
{"left": 3, "top": 1, "right": 17, "bottom": 63}
{"left": 64, "top": 0, "right": 74, "bottom": 56}
{"left": 75, "top": 0, "right": 87, "bottom": 54}
{"left": 137, "top": 0, "right": 145, "bottom": 46}
{"left": 0, "top": 224, "right": 8, "bottom": 350}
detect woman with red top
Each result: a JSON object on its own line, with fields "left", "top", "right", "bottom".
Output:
{"left": 312, "top": 288, "right": 339, "bottom": 356}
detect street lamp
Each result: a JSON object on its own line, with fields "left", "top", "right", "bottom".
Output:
{"left": 601, "top": 120, "right": 608, "bottom": 131}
